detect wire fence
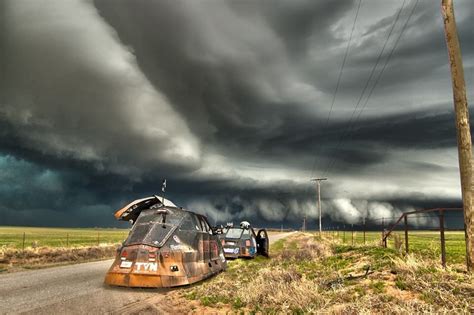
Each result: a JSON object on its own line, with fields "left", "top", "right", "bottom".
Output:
{"left": 1, "top": 209, "right": 468, "bottom": 268}
{"left": 316, "top": 208, "right": 466, "bottom": 267}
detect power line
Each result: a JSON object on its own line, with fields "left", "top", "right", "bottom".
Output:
{"left": 321, "top": 0, "right": 409, "bottom": 178}
{"left": 325, "top": 0, "right": 419, "bottom": 177}
{"left": 353, "top": 0, "right": 420, "bottom": 141}
{"left": 308, "top": 0, "right": 362, "bottom": 181}
{"left": 324, "top": 0, "right": 363, "bottom": 128}
{"left": 303, "top": 0, "right": 362, "bottom": 227}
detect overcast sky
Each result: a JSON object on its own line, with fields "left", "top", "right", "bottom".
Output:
{"left": 0, "top": 0, "right": 473, "bottom": 228}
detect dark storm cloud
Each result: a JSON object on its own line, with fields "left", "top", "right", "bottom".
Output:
{"left": 260, "top": 0, "right": 355, "bottom": 53}
{"left": 1, "top": 0, "right": 202, "bottom": 179}
{"left": 0, "top": 155, "right": 116, "bottom": 227}
{"left": 347, "top": 0, "right": 474, "bottom": 89}
{"left": 91, "top": 0, "right": 461, "bottom": 170}
{"left": 92, "top": 0, "right": 309, "bottom": 140}
{"left": 0, "top": 0, "right": 472, "bottom": 227}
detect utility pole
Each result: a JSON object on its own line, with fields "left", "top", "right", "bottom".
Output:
{"left": 441, "top": 0, "right": 473, "bottom": 271}
{"left": 311, "top": 178, "right": 328, "bottom": 235}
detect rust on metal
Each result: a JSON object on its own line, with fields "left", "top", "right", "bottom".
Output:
{"left": 104, "top": 197, "right": 226, "bottom": 288}
{"left": 218, "top": 221, "right": 269, "bottom": 259}
{"left": 383, "top": 208, "right": 463, "bottom": 268}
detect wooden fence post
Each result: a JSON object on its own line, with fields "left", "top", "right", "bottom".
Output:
{"left": 381, "top": 217, "right": 386, "bottom": 247}
{"left": 404, "top": 215, "right": 409, "bottom": 254}
{"left": 439, "top": 209, "right": 447, "bottom": 268}
{"left": 22, "top": 232, "right": 26, "bottom": 251}
{"left": 351, "top": 225, "right": 354, "bottom": 246}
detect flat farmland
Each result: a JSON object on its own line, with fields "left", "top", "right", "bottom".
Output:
{"left": 0, "top": 226, "right": 281, "bottom": 249}
{"left": 332, "top": 230, "right": 466, "bottom": 264}
{"left": 0, "top": 226, "right": 130, "bottom": 248}
{"left": 0, "top": 227, "right": 467, "bottom": 264}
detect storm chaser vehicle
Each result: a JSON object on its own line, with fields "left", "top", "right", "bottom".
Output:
{"left": 104, "top": 196, "right": 226, "bottom": 288}
{"left": 220, "top": 221, "right": 269, "bottom": 259}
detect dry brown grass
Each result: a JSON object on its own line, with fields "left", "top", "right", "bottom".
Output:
{"left": 278, "top": 233, "right": 332, "bottom": 261}
{"left": 178, "top": 233, "right": 336, "bottom": 312}
{"left": 172, "top": 232, "right": 473, "bottom": 314}
{"left": 389, "top": 254, "right": 473, "bottom": 312}
{"left": 238, "top": 266, "right": 323, "bottom": 313}
{"left": 0, "top": 244, "right": 119, "bottom": 271}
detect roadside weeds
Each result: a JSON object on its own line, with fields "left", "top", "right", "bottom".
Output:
{"left": 167, "top": 232, "right": 473, "bottom": 314}
{"left": 0, "top": 244, "right": 119, "bottom": 272}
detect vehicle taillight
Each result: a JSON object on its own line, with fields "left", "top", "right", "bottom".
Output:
{"left": 149, "top": 252, "right": 156, "bottom": 262}
{"left": 121, "top": 250, "right": 128, "bottom": 260}
{"left": 245, "top": 240, "right": 251, "bottom": 246}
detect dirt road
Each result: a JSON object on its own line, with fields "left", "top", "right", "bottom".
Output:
{"left": 0, "top": 232, "right": 293, "bottom": 314}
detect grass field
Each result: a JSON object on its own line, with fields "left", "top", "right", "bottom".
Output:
{"left": 0, "top": 227, "right": 466, "bottom": 265}
{"left": 0, "top": 228, "right": 472, "bottom": 312}
{"left": 329, "top": 230, "right": 466, "bottom": 264}
{"left": 0, "top": 226, "right": 130, "bottom": 248}
{"left": 174, "top": 232, "right": 473, "bottom": 314}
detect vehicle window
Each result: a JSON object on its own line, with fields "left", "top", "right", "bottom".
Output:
{"left": 134, "top": 208, "right": 181, "bottom": 226}
{"left": 226, "top": 227, "right": 243, "bottom": 239}
{"left": 193, "top": 214, "right": 201, "bottom": 231}
{"left": 199, "top": 217, "right": 209, "bottom": 232}
{"left": 201, "top": 218, "right": 213, "bottom": 234}
{"left": 179, "top": 213, "right": 196, "bottom": 231}
{"left": 242, "top": 229, "right": 250, "bottom": 236}
{"left": 124, "top": 208, "right": 183, "bottom": 246}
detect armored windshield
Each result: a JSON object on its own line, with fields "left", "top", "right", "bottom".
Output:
{"left": 225, "top": 227, "right": 243, "bottom": 239}
{"left": 124, "top": 208, "right": 183, "bottom": 247}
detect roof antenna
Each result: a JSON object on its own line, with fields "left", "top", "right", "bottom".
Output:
{"left": 161, "top": 179, "right": 167, "bottom": 207}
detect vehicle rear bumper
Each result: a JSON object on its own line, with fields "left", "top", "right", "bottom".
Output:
{"left": 223, "top": 249, "right": 255, "bottom": 259}
{"left": 104, "top": 272, "right": 190, "bottom": 288}
{"left": 223, "top": 253, "right": 239, "bottom": 259}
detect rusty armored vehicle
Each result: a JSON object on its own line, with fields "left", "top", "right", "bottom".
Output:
{"left": 220, "top": 221, "right": 269, "bottom": 259}
{"left": 104, "top": 196, "right": 227, "bottom": 288}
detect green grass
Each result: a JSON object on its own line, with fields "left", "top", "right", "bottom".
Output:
{"left": 179, "top": 232, "right": 473, "bottom": 313}
{"left": 0, "top": 226, "right": 129, "bottom": 248}
{"left": 331, "top": 230, "right": 466, "bottom": 264}
{"left": 395, "top": 278, "right": 408, "bottom": 290}
{"left": 1, "top": 227, "right": 466, "bottom": 264}
{"left": 370, "top": 281, "right": 385, "bottom": 294}
{"left": 270, "top": 238, "right": 286, "bottom": 251}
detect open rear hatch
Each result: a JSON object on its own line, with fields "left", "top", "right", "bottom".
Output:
{"left": 114, "top": 196, "right": 177, "bottom": 223}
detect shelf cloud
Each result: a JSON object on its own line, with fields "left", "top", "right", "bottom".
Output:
{"left": 0, "top": 0, "right": 472, "bottom": 227}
